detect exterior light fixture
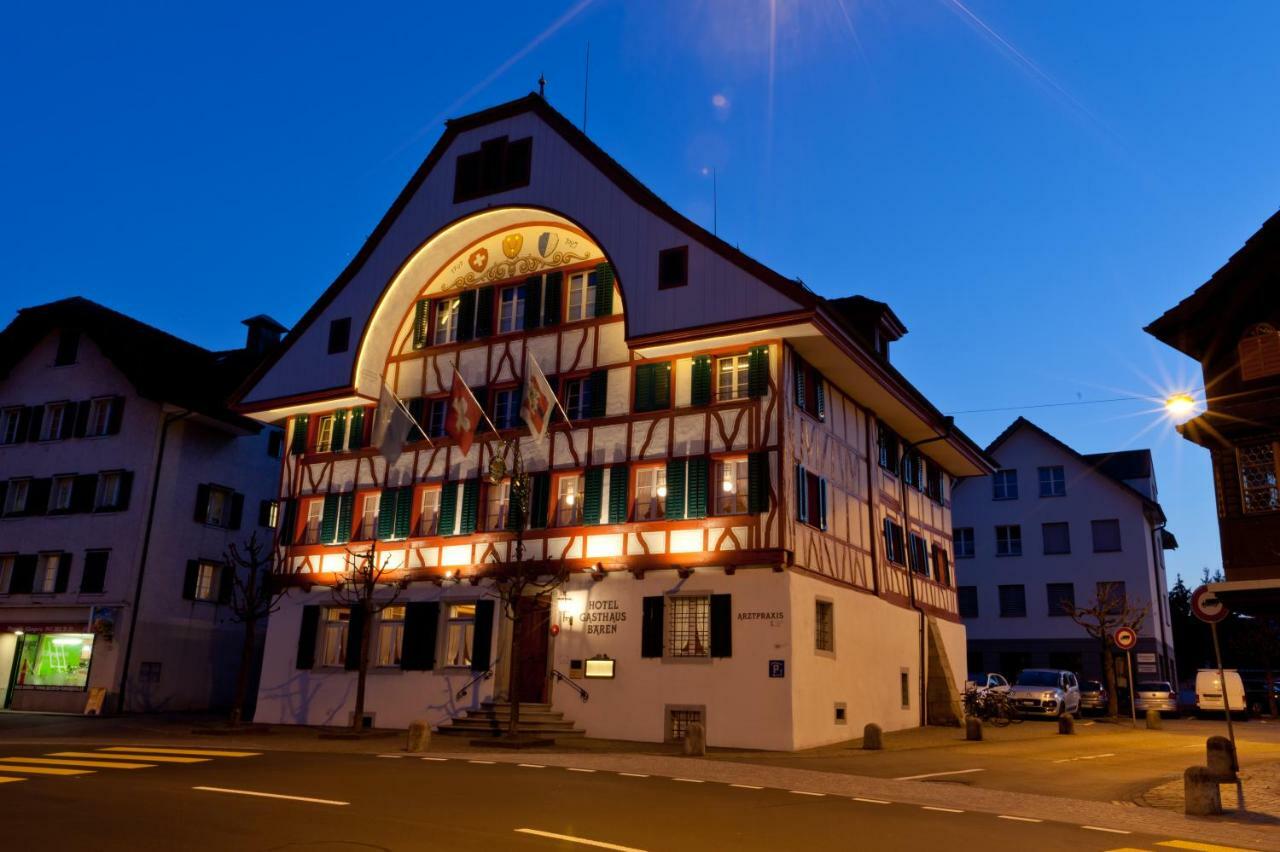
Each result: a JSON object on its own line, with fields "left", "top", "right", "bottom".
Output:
{"left": 1164, "top": 393, "right": 1197, "bottom": 421}
{"left": 13, "top": 630, "right": 24, "bottom": 636}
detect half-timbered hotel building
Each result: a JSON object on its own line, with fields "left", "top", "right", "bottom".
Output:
{"left": 236, "top": 94, "right": 993, "bottom": 750}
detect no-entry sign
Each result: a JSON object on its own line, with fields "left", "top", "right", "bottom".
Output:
{"left": 1191, "top": 585, "right": 1229, "bottom": 624}
{"left": 1113, "top": 626, "right": 1138, "bottom": 651}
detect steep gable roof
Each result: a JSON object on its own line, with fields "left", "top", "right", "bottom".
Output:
{"left": 0, "top": 297, "right": 266, "bottom": 430}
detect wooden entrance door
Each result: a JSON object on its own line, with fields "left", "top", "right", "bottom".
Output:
{"left": 514, "top": 596, "right": 551, "bottom": 703}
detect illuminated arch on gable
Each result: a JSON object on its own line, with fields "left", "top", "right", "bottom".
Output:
{"left": 351, "top": 206, "right": 617, "bottom": 397}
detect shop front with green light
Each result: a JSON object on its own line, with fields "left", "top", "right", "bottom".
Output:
{"left": 11, "top": 632, "right": 96, "bottom": 691}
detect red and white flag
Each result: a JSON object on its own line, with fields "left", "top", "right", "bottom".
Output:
{"left": 519, "top": 352, "right": 563, "bottom": 441}
{"left": 445, "top": 370, "right": 484, "bottom": 455}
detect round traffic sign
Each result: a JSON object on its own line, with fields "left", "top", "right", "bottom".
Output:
{"left": 1191, "top": 585, "right": 1229, "bottom": 624}
{"left": 1113, "top": 626, "right": 1138, "bottom": 651}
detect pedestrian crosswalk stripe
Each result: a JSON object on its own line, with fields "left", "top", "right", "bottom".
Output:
{"left": 99, "top": 746, "right": 259, "bottom": 758}
{"left": 0, "top": 776, "right": 24, "bottom": 784}
{"left": 0, "top": 757, "right": 154, "bottom": 770}
{"left": 0, "top": 765, "right": 92, "bottom": 776}
{"left": 52, "top": 751, "right": 209, "bottom": 764}
{"left": 1157, "top": 842, "right": 1260, "bottom": 852}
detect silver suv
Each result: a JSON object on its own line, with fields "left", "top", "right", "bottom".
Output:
{"left": 1009, "top": 669, "right": 1081, "bottom": 717}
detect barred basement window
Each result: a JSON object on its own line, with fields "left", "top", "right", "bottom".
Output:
{"left": 667, "top": 707, "right": 703, "bottom": 742}
{"left": 139, "top": 661, "right": 162, "bottom": 684}
{"left": 668, "top": 595, "right": 710, "bottom": 657}
{"left": 1239, "top": 441, "right": 1280, "bottom": 513}
{"left": 815, "top": 599, "right": 834, "bottom": 653}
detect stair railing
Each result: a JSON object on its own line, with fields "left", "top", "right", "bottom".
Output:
{"left": 456, "top": 659, "right": 500, "bottom": 701}
{"left": 551, "top": 669, "right": 589, "bottom": 703}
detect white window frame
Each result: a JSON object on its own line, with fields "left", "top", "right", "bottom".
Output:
{"left": 486, "top": 480, "right": 510, "bottom": 531}
{"left": 0, "top": 407, "right": 22, "bottom": 444}
{"left": 419, "top": 488, "right": 441, "bottom": 536}
{"left": 497, "top": 286, "right": 524, "bottom": 334}
{"left": 321, "top": 608, "right": 350, "bottom": 667}
{"left": 434, "top": 297, "right": 460, "bottom": 345}
{"left": 1038, "top": 465, "right": 1066, "bottom": 498}
{"left": 442, "top": 603, "right": 476, "bottom": 668}
{"left": 37, "top": 553, "right": 60, "bottom": 594}
{"left": 95, "top": 471, "right": 123, "bottom": 511}
{"left": 714, "top": 457, "right": 749, "bottom": 515}
{"left": 86, "top": 397, "right": 114, "bottom": 437}
{"left": 667, "top": 594, "right": 711, "bottom": 658}
{"left": 492, "top": 388, "right": 519, "bottom": 430}
{"left": 953, "top": 527, "right": 975, "bottom": 559}
{"left": 50, "top": 475, "right": 74, "bottom": 512}
{"left": 376, "top": 605, "right": 406, "bottom": 667}
{"left": 563, "top": 377, "right": 591, "bottom": 421}
{"left": 358, "top": 494, "right": 379, "bottom": 541}
{"left": 995, "top": 524, "right": 1022, "bottom": 557}
{"left": 716, "top": 353, "right": 751, "bottom": 402}
{"left": 304, "top": 500, "right": 324, "bottom": 544}
{"left": 634, "top": 467, "right": 666, "bottom": 521}
{"left": 193, "top": 561, "right": 219, "bottom": 602}
{"left": 40, "top": 402, "right": 67, "bottom": 441}
{"left": 205, "top": 486, "right": 232, "bottom": 527}
{"left": 556, "top": 474, "right": 584, "bottom": 527}
{"left": 566, "top": 272, "right": 597, "bottom": 322}
{"left": 5, "top": 479, "right": 29, "bottom": 515}
{"left": 992, "top": 469, "right": 1018, "bottom": 500}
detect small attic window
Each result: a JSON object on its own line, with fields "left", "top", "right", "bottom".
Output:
{"left": 328, "top": 318, "right": 352, "bottom": 355}
{"left": 658, "top": 246, "right": 688, "bottom": 290}
{"left": 453, "top": 136, "right": 533, "bottom": 203}
{"left": 1239, "top": 323, "right": 1280, "bottom": 381}
{"left": 54, "top": 329, "right": 80, "bottom": 366}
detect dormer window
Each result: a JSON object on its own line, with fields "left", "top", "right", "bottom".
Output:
{"left": 1239, "top": 323, "right": 1280, "bottom": 381}
{"left": 453, "top": 136, "right": 533, "bottom": 203}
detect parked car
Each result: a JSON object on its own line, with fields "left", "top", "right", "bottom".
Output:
{"left": 1239, "top": 671, "right": 1280, "bottom": 717}
{"left": 1078, "top": 679, "right": 1108, "bottom": 714}
{"left": 1134, "top": 681, "right": 1178, "bottom": 716}
{"left": 1195, "top": 669, "right": 1247, "bottom": 718}
{"left": 1010, "top": 669, "right": 1081, "bottom": 717}
{"left": 966, "top": 672, "right": 1010, "bottom": 695}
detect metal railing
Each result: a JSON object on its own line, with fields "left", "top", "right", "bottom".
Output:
{"left": 552, "top": 669, "right": 590, "bottom": 703}
{"left": 456, "top": 662, "right": 497, "bottom": 701}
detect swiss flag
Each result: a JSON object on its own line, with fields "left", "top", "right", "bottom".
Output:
{"left": 445, "top": 370, "right": 483, "bottom": 455}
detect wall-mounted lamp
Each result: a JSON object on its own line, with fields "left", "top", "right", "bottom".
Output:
{"left": 557, "top": 593, "right": 585, "bottom": 626}
{"left": 587, "top": 562, "right": 606, "bottom": 582}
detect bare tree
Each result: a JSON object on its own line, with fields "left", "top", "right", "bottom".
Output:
{"left": 1065, "top": 582, "right": 1150, "bottom": 718}
{"left": 222, "top": 532, "right": 288, "bottom": 727}
{"left": 331, "top": 545, "right": 407, "bottom": 732}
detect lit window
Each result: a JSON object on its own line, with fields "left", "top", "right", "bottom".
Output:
{"left": 321, "top": 608, "right": 350, "bottom": 667}
{"left": 992, "top": 469, "right": 1018, "bottom": 500}
{"left": 492, "top": 388, "right": 520, "bottom": 430}
{"left": 1239, "top": 442, "right": 1279, "bottom": 513}
{"left": 205, "top": 486, "right": 232, "bottom": 527}
{"left": 715, "top": 458, "right": 748, "bottom": 515}
{"left": 304, "top": 500, "right": 324, "bottom": 544}
{"left": 1038, "top": 465, "right": 1066, "bottom": 497}
{"left": 443, "top": 603, "right": 476, "bottom": 667}
{"left": 486, "top": 481, "right": 510, "bottom": 531}
{"left": 634, "top": 467, "right": 666, "bottom": 521}
{"left": 564, "top": 377, "right": 591, "bottom": 421}
{"left": 314, "top": 416, "right": 334, "bottom": 453}
{"left": 717, "top": 354, "right": 751, "bottom": 402}
{"left": 815, "top": 600, "right": 834, "bottom": 653}
{"left": 49, "top": 475, "right": 74, "bottom": 512}
{"left": 193, "top": 562, "right": 219, "bottom": 601}
{"left": 40, "top": 403, "right": 67, "bottom": 441}
{"left": 37, "top": 553, "right": 61, "bottom": 593}
{"left": 668, "top": 595, "right": 710, "bottom": 658}
{"left": 498, "top": 286, "right": 524, "bottom": 334}
{"left": 95, "top": 471, "right": 123, "bottom": 511}
{"left": 567, "top": 272, "right": 597, "bottom": 322}
{"left": 376, "top": 605, "right": 406, "bottom": 667}
{"left": 1, "top": 408, "right": 23, "bottom": 444}
{"left": 0, "top": 555, "right": 11, "bottom": 590}
{"left": 357, "top": 495, "right": 379, "bottom": 541}
{"left": 4, "top": 479, "right": 30, "bottom": 515}
{"left": 86, "top": 398, "right": 114, "bottom": 437}
{"left": 13, "top": 633, "right": 94, "bottom": 689}
{"left": 995, "top": 525, "right": 1022, "bottom": 557}
{"left": 419, "top": 489, "right": 441, "bottom": 536}
{"left": 556, "top": 475, "right": 584, "bottom": 526}
{"left": 434, "top": 298, "right": 460, "bottom": 345}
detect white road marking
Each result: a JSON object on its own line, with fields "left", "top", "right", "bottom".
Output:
{"left": 618, "top": 772, "right": 649, "bottom": 778}
{"left": 192, "top": 786, "right": 348, "bottom": 806}
{"left": 54, "top": 751, "right": 207, "bottom": 764}
{"left": 854, "top": 797, "right": 891, "bottom": 805}
{"left": 101, "top": 747, "right": 259, "bottom": 758}
{"left": 672, "top": 777, "right": 704, "bottom": 783}
{"left": 514, "top": 828, "right": 646, "bottom": 851}
{"left": 518, "top": 763, "right": 546, "bottom": 769}
{"left": 922, "top": 806, "right": 964, "bottom": 813}
{"left": 566, "top": 768, "right": 596, "bottom": 773}
{"left": 997, "top": 815, "right": 1042, "bottom": 823}
{"left": 468, "top": 760, "right": 496, "bottom": 765}
{"left": 1081, "top": 826, "right": 1130, "bottom": 834}
{"left": 730, "top": 784, "right": 763, "bottom": 790}
{"left": 789, "top": 790, "right": 824, "bottom": 797}
{"left": 1052, "top": 752, "right": 1116, "bottom": 763}
{"left": 376, "top": 754, "right": 403, "bottom": 759}
{"left": 892, "top": 768, "right": 985, "bottom": 781}
{"left": 421, "top": 757, "right": 448, "bottom": 762}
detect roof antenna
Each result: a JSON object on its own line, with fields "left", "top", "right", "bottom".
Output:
{"left": 712, "top": 167, "right": 718, "bottom": 236}
{"left": 582, "top": 42, "right": 591, "bottom": 132}
{"left": 538, "top": 73, "right": 546, "bottom": 99}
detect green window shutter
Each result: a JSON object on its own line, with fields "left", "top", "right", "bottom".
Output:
{"left": 594, "top": 262, "right": 615, "bottom": 317}
{"left": 347, "top": 407, "right": 365, "bottom": 450}
{"left": 641, "top": 596, "right": 664, "bottom": 657}
{"left": 748, "top": 346, "right": 769, "bottom": 398}
{"left": 290, "top": 415, "right": 309, "bottom": 455}
{"left": 796, "top": 464, "right": 808, "bottom": 523}
{"left": 815, "top": 377, "right": 826, "bottom": 421}
{"left": 336, "top": 492, "right": 355, "bottom": 543}
{"left": 320, "top": 494, "right": 340, "bottom": 544}
{"left": 690, "top": 356, "right": 712, "bottom": 406}
{"left": 505, "top": 481, "right": 525, "bottom": 531}
{"left": 794, "top": 361, "right": 806, "bottom": 410}
{"left": 664, "top": 458, "right": 686, "bottom": 520}
{"left": 296, "top": 606, "right": 320, "bottom": 669}
{"left": 686, "top": 456, "right": 708, "bottom": 520}
{"left": 279, "top": 499, "right": 297, "bottom": 545}
{"left": 470, "top": 600, "right": 495, "bottom": 672}
{"left": 400, "top": 602, "right": 439, "bottom": 671}
{"left": 634, "top": 364, "right": 654, "bottom": 412}
{"left": 457, "top": 289, "right": 477, "bottom": 342}
{"left": 818, "top": 477, "right": 828, "bottom": 530}
{"left": 542, "top": 272, "right": 562, "bottom": 327}
{"left": 709, "top": 594, "right": 733, "bottom": 657}
{"left": 406, "top": 397, "right": 426, "bottom": 442}
{"left": 653, "top": 362, "right": 671, "bottom": 409}
{"left": 394, "top": 486, "right": 413, "bottom": 539}
{"left": 412, "top": 299, "right": 430, "bottom": 349}
{"left": 377, "top": 490, "right": 397, "bottom": 540}
{"left": 474, "top": 286, "right": 494, "bottom": 338}
{"left": 608, "top": 463, "right": 629, "bottom": 524}
{"left": 438, "top": 481, "right": 459, "bottom": 536}
{"left": 747, "top": 451, "right": 770, "bottom": 514}
{"left": 588, "top": 370, "right": 608, "bottom": 418}
{"left": 583, "top": 468, "right": 604, "bottom": 525}
{"left": 522, "top": 277, "right": 542, "bottom": 331}
{"left": 331, "top": 409, "right": 347, "bottom": 453}
{"left": 460, "top": 479, "right": 480, "bottom": 534}
{"left": 528, "top": 472, "right": 551, "bottom": 529}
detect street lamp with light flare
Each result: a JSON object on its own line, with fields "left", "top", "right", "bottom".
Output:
{"left": 1164, "top": 392, "right": 1197, "bottom": 422}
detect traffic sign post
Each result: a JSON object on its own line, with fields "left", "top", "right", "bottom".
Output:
{"left": 1192, "top": 585, "right": 1238, "bottom": 772}
{"left": 1113, "top": 626, "right": 1138, "bottom": 725}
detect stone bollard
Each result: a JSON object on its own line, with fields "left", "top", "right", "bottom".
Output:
{"left": 1145, "top": 708, "right": 1162, "bottom": 730}
{"left": 862, "top": 723, "right": 883, "bottom": 751}
{"left": 1057, "top": 713, "right": 1074, "bottom": 735}
{"left": 1206, "top": 735, "right": 1237, "bottom": 781}
{"left": 406, "top": 720, "right": 431, "bottom": 753}
{"left": 683, "top": 722, "right": 707, "bottom": 756}
{"left": 965, "top": 716, "right": 983, "bottom": 741}
{"left": 1184, "top": 766, "right": 1223, "bottom": 816}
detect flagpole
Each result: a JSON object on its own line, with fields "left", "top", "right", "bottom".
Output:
{"left": 383, "top": 379, "right": 434, "bottom": 447}
{"left": 454, "top": 366, "right": 501, "bottom": 435}
{"left": 525, "top": 352, "right": 574, "bottom": 431}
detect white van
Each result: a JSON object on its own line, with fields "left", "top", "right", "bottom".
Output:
{"left": 1196, "top": 669, "right": 1246, "bottom": 717}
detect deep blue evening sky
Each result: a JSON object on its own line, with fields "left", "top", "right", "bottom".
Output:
{"left": 4, "top": 2, "right": 1277, "bottom": 586}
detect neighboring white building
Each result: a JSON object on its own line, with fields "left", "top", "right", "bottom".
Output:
{"left": 951, "top": 418, "right": 1178, "bottom": 683}
{"left": 236, "top": 94, "right": 994, "bottom": 750}
{"left": 0, "top": 298, "right": 284, "bottom": 713}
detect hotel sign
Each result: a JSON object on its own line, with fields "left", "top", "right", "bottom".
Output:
{"left": 583, "top": 599, "right": 627, "bottom": 635}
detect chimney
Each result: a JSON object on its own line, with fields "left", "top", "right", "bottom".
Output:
{"left": 241, "top": 314, "right": 287, "bottom": 354}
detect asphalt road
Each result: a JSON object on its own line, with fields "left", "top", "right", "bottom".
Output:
{"left": 0, "top": 742, "right": 1210, "bottom": 851}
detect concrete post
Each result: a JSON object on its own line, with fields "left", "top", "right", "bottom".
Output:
{"left": 406, "top": 720, "right": 431, "bottom": 753}
{"left": 1183, "top": 766, "right": 1222, "bottom": 816}
{"left": 1057, "top": 714, "right": 1074, "bottom": 735}
{"left": 862, "top": 723, "right": 883, "bottom": 750}
{"left": 1206, "top": 735, "right": 1237, "bottom": 781}
{"left": 965, "top": 716, "right": 982, "bottom": 741}
{"left": 1145, "top": 708, "right": 1162, "bottom": 730}
{"left": 683, "top": 722, "right": 707, "bottom": 756}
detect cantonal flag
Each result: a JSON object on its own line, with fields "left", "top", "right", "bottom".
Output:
{"left": 520, "top": 352, "right": 558, "bottom": 441}
{"left": 445, "top": 370, "right": 483, "bottom": 455}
